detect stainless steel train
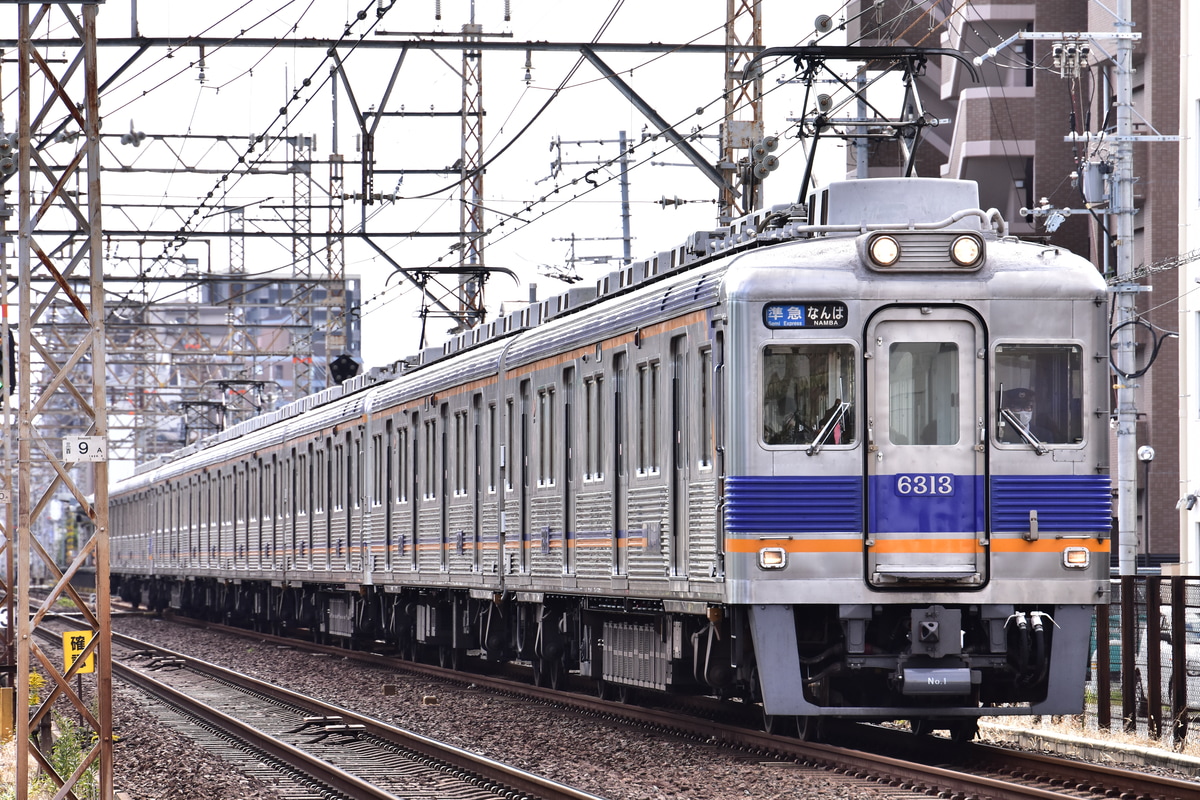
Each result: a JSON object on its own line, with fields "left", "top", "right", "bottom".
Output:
{"left": 110, "top": 177, "right": 1112, "bottom": 739}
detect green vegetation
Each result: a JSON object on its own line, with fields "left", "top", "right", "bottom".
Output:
{"left": 0, "top": 705, "right": 99, "bottom": 800}
{"left": 45, "top": 711, "right": 100, "bottom": 800}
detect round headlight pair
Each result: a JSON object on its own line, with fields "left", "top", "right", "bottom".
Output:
{"left": 868, "top": 234, "right": 983, "bottom": 267}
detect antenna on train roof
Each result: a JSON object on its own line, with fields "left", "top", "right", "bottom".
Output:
{"left": 741, "top": 46, "right": 978, "bottom": 203}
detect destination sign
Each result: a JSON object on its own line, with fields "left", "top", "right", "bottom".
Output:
{"left": 763, "top": 301, "right": 848, "bottom": 329}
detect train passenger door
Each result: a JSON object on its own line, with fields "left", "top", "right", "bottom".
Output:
{"left": 865, "top": 307, "right": 987, "bottom": 587}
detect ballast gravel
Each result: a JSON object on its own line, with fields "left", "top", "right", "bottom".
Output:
{"left": 111, "top": 614, "right": 893, "bottom": 800}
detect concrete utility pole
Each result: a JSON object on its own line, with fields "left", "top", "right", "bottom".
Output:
{"left": 1111, "top": 0, "right": 1140, "bottom": 576}
{"left": 976, "top": 5, "right": 1149, "bottom": 575}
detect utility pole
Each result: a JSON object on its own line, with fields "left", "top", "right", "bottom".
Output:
{"left": 976, "top": 6, "right": 1156, "bottom": 576}
{"left": 618, "top": 130, "right": 632, "bottom": 265}
{"left": 1111, "top": 0, "right": 1140, "bottom": 576}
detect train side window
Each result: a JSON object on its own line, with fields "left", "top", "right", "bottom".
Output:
{"left": 295, "top": 453, "right": 304, "bottom": 515}
{"left": 763, "top": 343, "right": 856, "bottom": 446}
{"left": 333, "top": 441, "right": 344, "bottom": 512}
{"left": 699, "top": 347, "right": 713, "bottom": 468}
{"left": 636, "top": 361, "right": 660, "bottom": 475}
{"left": 315, "top": 447, "right": 327, "bottom": 514}
{"left": 423, "top": 418, "right": 437, "bottom": 499}
{"left": 396, "top": 423, "right": 408, "bottom": 504}
{"left": 584, "top": 374, "right": 604, "bottom": 481}
{"left": 488, "top": 402, "right": 498, "bottom": 493}
{"left": 349, "top": 431, "right": 360, "bottom": 510}
{"left": 538, "top": 386, "right": 556, "bottom": 486}
{"left": 505, "top": 398, "right": 515, "bottom": 491}
{"left": 455, "top": 409, "right": 469, "bottom": 496}
{"left": 372, "top": 429, "right": 385, "bottom": 508}
{"left": 994, "top": 343, "right": 1083, "bottom": 445}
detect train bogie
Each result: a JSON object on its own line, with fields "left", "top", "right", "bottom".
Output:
{"left": 110, "top": 176, "right": 1110, "bottom": 729}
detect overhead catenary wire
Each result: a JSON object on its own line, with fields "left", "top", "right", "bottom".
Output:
{"left": 367, "top": 5, "right": 841, "bottom": 325}
{"left": 143, "top": 0, "right": 397, "bottom": 274}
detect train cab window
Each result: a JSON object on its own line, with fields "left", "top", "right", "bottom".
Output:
{"left": 762, "top": 343, "right": 856, "bottom": 446}
{"left": 994, "top": 344, "right": 1083, "bottom": 445}
{"left": 889, "top": 342, "right": 958, "bottom": 446}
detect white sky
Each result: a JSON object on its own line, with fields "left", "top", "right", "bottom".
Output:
{"left": 12, "top": 0, "right": 859, "bottom": 370}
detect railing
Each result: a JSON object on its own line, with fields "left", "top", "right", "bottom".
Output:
{"left": 1088, "top": 576, "right": 1200, "bottom": 746}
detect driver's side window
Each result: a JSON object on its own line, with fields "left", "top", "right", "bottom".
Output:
{"left": 762, "top": 343, "right": 856, "bottom": 446}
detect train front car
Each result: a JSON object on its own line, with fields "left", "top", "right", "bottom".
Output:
{"left": 723, "top": 178, "right": 1110, "bottom": 735}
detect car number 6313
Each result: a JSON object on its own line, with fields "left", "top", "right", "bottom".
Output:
{"left": 894, "top": 473, "right": 954, "bottom": 496}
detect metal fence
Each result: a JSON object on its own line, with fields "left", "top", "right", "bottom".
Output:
{"left": 1087, "top": 576, "right": 1200, "bottom": 745}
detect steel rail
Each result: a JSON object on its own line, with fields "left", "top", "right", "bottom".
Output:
{"left": 154, "top": 614, "right": 1200, "bottom": 800}
{"left": 109, "top": 629, "right": 607, "bottom": 800}
{"left": 114, "top": 661, "right": 401, "bottom": 800}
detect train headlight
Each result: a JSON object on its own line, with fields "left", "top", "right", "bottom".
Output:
{"left": 1063, "top": 547, "right": 1090, "bottom": 569}
{"left": 868, "top": 235, "right": 901, "bottom": 267}
{"left": 949, "top": 235, "right": 982, "bottom": 266}
{"left": 758, "top": 547, "right": 787, "bottom": 570}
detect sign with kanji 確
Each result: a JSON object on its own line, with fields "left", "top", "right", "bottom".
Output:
{"left": 63, "top": 630, "right": 95, "bottom": 674}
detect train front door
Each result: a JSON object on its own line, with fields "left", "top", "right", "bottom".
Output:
{"left": 864, "top": 307, "right": 987, "bottom": 587}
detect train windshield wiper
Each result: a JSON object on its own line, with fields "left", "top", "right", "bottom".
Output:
{"left": 806, "top": 401, "right": 851, "bottom": 456}
{"left": 999, "top": 407, "right": 1048, "bottom": 455}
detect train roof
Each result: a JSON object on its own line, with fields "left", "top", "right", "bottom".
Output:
{"left": 121, "top": 177, "right": 1097, "bottom": 488}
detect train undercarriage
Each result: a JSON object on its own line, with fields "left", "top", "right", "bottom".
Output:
{"left": 114, "top": 575, "right": 1087, "bottom": 738}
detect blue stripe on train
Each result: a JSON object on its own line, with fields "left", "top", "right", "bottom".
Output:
{"left": 989, "top": 474, "right": 1112, "bottom": 534}
{"left": 724, "top": 474, "right": 1112, "bottom": 536}
{"left": 725, "top": 476, "right": 862, "bottom": 534}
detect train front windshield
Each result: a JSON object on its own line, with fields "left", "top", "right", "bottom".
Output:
{"left": 762, "top": 344, "right": 856, "bottom": 446}
{"left": 994, "top": 344, "right": 1083, "bottom": 445}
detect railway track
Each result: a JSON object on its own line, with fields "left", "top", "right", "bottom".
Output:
{"left": 39, "top": 619, "right": 607, "bottom": 800}
{"left": 142, "top": 614, "right": 1199, "bottom": 800}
